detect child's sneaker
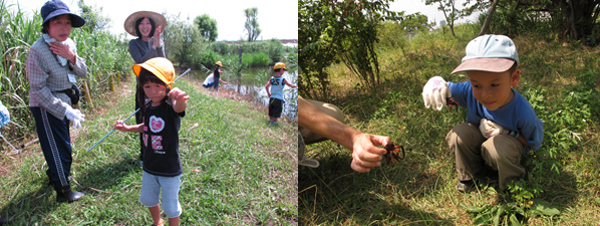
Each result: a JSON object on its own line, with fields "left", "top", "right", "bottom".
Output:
{"left": 151, "top": 218, "right": 164, "bottom": 226}
{"left": 455, "top": 180, "right": 473, "bottom": 193}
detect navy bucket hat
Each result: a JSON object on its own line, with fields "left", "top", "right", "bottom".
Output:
{"left": 41, "top": 0, "right": 86, "bottom": 28}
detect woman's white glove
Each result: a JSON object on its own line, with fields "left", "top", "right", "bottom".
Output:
{"left": 422, "top": 76, "right": 451, "bottom": 111}
{"left": 479, "top": 118, "right": 508, "bottom": 138}
{"left": 65, "top": 105, "right": 85, "bottom": 129}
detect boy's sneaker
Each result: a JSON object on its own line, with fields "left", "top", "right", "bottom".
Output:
{"left": 455, "top": 180, "right": 474, "bottom": 193}
{"left": 151, "top": 218, "right": 164, "bottom": 226}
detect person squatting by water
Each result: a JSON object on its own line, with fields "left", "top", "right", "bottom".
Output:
{"left": 27, "top": 0, "right": 87, "bottom": 203}
{"left": 203, "top": 61, "right": 228, "bottom": 91}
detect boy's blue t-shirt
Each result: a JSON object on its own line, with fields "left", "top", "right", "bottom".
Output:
{"left": 270, "top": 77, "right": 286, "bottom": 100}
{"left": 448, "top": 81, "right": 544, "bottom": 153}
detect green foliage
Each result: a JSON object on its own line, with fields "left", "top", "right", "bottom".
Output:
{"left": 479, "top": 0, "right": 600, "bottom": 41}
{"left": 463, "top": 198, "right": 559, "bottom": 225}
{"left": 162, "top": 13, "right": 204, "bottom": 68}
{"left": 77, "top": 0, "right": 111, "bottom": 32}
{"left": 243, "top": 7, "right": 261, "bottom": 42}
{"left": 400, "top": 12, "right": 435, "bottom": 32}
{"left": 194, "top": 14, "right": 218, "bottom": 42}
{"left": 299, "top": 0, "right": 401, "bottom": 99}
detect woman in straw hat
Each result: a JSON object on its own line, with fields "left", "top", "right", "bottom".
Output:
{"left": 124, "top": 11, "right": 167, "bottom": 165}
{"left": 124, "top": 11, "right": 167, "bottom": 64}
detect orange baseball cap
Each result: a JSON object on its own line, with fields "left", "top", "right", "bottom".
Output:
{"left": 133, "top": 57, "right": 175, "bottom": 89}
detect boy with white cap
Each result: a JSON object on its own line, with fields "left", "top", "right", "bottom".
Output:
{"left": 422, "top": 34, "right": 544, "bottom": 192}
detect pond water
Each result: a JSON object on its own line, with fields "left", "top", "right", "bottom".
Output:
{"left": 191, "top": 67, "right": 298, "bottom": 120}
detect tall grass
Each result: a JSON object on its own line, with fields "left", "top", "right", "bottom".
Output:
{"left": 0, "top": 1, "right": 131, "bottom": 146}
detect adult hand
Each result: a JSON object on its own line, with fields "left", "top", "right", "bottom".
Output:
{"left": 422, "top": 76, "right": 451, "bottom": 111}
{"left": 49, "top": 42, "right": 75, "bottom": 64}
{"left": 152, "top": 25, "right": 162, "bottom": 49}
{"left": 350, "top": 133, "right": 390, "bottom": 173}
{"left": 65, "top": 105, "right": 85, "bottom": 129}
{"left": 479, "top": 118, "right": 507, "bottom": 138}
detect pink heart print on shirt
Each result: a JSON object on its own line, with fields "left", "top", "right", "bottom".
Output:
{"left": 149, "top": 115, "right": 165, "bottom": 133}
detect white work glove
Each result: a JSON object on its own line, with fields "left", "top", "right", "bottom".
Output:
{"left": 422, "top": 76, "right": 451, "bottom": 111}
{"left": 479, "top": 118, "right": 508, "bottom": 138}
{"left": 65, "top": 105, "right": 85, "bottom": 129}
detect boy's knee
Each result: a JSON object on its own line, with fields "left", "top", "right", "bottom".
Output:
{"left": 446, "top": 123, "right": 482, "bottom": 148}
{"left": 139, "top": 194, "right": 159, "bottom": 207}
{"left": 163, "top": 201, "right": 182, "bottom": 218}
{"left": 482, "top": 135, "right": 524, "bottom": 160}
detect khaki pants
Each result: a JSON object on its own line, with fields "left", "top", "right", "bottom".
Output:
{"left": 445, "top": 123, "right": 525, "bottom": 190}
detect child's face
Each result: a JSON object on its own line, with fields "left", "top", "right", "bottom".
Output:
{"left": 48, "top": 15, "right": 72, "bottom": 42}
{"left": 274, "top": 70, "right": 284, "bottom": 77}
{"left": 467, "top": 69, "right": 520, "bottom": 111}
{"left": 143, "top": 81, "right": 167, "bottom": 105}
{"left": 138, "top": 17, "right": 152, "bottom": 38}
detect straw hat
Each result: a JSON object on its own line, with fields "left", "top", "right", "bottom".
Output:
{"left": 133, "top": 57, "right": 175, "bottom": 89}
{"left": 124, "top": 11, "right": 167, "bottom": 37}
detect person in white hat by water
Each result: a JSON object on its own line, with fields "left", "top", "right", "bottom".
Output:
{"left": 27, "top": 0, "right": 87, "bottom": 203}
{"left": 124, "top": 11, "right": 167, "bottom": 165}
{"left": 264, "top": 62, "right": 298, "bottom": 125}
{"left": 422, "top": 34, "right": 544, "bottom": 192}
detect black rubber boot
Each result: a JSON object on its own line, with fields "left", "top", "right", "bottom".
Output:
{"left": 56, "top": 185, "right": 85, "bottom": 203}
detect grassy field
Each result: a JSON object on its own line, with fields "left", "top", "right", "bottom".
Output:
{"left": 299, "top": 28, "right": 600, "bottom": 225}
{"left": 0, "top": 74, "right": 298, "bottom": 225}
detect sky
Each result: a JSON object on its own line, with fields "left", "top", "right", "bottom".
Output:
{"left": 4, "top": 0, "right": 298, "bottom": 41}
{"left": 389, "top": 0, "right": 480, "bottom": 28}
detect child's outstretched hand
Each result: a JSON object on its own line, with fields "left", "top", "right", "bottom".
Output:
{"left": 168, "top": 88, "right": 190, "bottom": 102}
{"left": 169, "top": 88, "right": 189, "bottom": 113}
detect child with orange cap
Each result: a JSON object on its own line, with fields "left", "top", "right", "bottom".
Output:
{"left": 114, "top": 57, "right": 188, "bottom": 226}
{"left": 265, "top": 62, "right": 298, "bottom": 125}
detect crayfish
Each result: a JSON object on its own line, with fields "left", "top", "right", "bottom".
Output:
{"left": 447, "top": 97, "right": 460, "bottom": 113}
{"left": 383, "top": 142, "right": 406, "bottom": 165}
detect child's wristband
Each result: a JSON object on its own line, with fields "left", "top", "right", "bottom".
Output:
{"left": 508, "top": 130, "right": 520, "bottom": 139}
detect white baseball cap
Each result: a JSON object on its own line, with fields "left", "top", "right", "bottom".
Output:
{"left": 451, "top": 34, "right": 519, "bottom": 74}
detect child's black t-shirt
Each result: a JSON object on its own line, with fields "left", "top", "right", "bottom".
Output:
{"left": 142, "top": 101, "right": 185, "bottom": 176}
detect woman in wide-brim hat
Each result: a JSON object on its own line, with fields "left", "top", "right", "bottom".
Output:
{"left": 27, "top": 0, "right": 88, "bottom": 203}
{"left": 124, "top": 10, "right": 167, "bottom": 166}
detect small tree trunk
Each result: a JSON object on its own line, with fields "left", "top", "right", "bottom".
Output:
{"left": 237, "top": 47, "right": 242, "bottom": 94}
{"left": 478, "top": 0, "right": 499, "bottom": 36}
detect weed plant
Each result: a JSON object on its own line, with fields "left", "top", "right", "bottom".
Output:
{"left": 299, "top": 24, "right": 600, "bottom": 225}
